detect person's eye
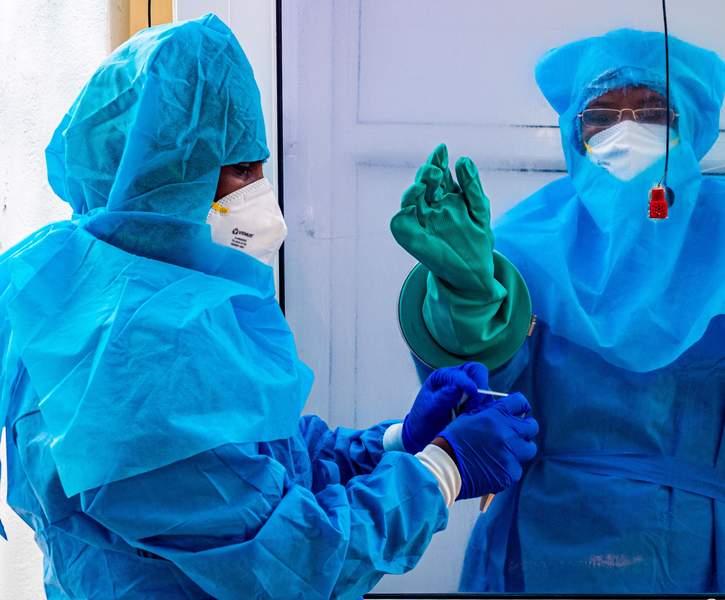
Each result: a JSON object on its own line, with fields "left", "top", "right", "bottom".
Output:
{"left": 637, "top": 108, "right": 670, "bottom": 124}
{"left": 583, "top": 109, "right": 617, "bottom": 127}
{"left": 234, "top": 164, "right": 253, "bottom": 177}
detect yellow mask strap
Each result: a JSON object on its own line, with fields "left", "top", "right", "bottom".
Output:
{"left": 210, "top": 202, "right": 229, "bottom": 214}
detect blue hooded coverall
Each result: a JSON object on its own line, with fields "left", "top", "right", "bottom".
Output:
{"left": 1, "top": 15, "right": 447, "bottom": 599}
{"left": 459, "top": 29, "right": 725, "bottom": 593}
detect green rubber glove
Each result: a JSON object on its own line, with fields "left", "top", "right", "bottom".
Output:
{"left": 391, "top": 143, "right": 517, "bottom": 357}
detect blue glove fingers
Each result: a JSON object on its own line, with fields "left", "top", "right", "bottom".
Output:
{"left": 500, "top": 392, "right": 532, "bottom": 417}
{"left": 402, "top": 366, "right": 478, "bottom": 454}
{"left": 460, "top": 361, "right": 490, "bottom": 389}
{"left": 506, "top": 458, "right": 524, "bottom": 485}
{"left": 511, "top": 415, "right": 539, "bottom": 440}
{"left": 509, "top": 437, "right": 539, "bottom": 463}
{"left": 440, "top": 402, "right": 536, "bottom": 499}
{"left": 440, "top": 384, "right": 475, "bottom": 412}
{"left": 456, "top": 362, "right": 491, "bottom": 412}
{"left": 429, "top": 366, "right": 478, "bottom": 396}
{"left": 440, "top": 369, "right": 481, "bottom": 415}
{"left": 455, "top": 157, "right": 492, "bottom": 230}
{"left": 430, "top": 375, "right": 476, "bottom": 420}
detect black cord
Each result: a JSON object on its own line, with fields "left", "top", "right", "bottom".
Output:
{"left": 275, "top": 0, "right": 286, "bottom": 314}
{"left": 662, "top": 0, "right": 670, "bottom": 186}
{"left": 148, "top": 0, "right": 152, "bottom": 28}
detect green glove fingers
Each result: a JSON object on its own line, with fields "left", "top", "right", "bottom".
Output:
{"left": 426, "top": 143, "right": 449, "bottom": 171}
{"left": 455, "top": 157, "right": 492, "bottom": 233}
{"left": 432, "top": 143, "right": 462, "bottom": 195}
{"left": 442, "top": 167, "right": 462, "bottom": 195}
{"left": 416, "top": 163, "right": 444, "bottom": 205}
{"left": 393, "top": 144, "right": 532, "bottom": 367}
{"left": 392, "top": 146, "right": 495, "bottom": 292}
{"left": 400, "top": 180, "right": 426, "bottom": 211}
{"left": 416, "top": 143, "right": 461, "bottom": 196}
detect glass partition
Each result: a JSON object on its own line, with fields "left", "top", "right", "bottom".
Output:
{"left": 281, "top": 0, "right": 725, "bottom": 594}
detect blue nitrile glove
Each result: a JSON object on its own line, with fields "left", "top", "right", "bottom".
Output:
{"left": 439, "top": 393, "right": 539, "bottom": 499}
{"left": 402, "top": 362, "right": 491, "bottom": 454}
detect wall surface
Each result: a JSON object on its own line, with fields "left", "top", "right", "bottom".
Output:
{"left": 0, "top": 1, "right": 109, "bottom": 598}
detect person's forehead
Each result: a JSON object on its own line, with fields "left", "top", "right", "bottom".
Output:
{"left": 587, "top": 85, "right": 665, "bottom": 107}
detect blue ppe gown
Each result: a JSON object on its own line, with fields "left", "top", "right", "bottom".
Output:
{"left": 457, "top": 29, "right": 725, "bottom": 593}
{"left": 0, "top": 14, "right": 448, "bottom": 599}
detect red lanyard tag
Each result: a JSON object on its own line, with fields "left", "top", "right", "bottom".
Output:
{"left": 649, "top": 186, "right": 669, "bottom": 220}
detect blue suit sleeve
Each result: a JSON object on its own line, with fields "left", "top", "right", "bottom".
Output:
{"left": 299, "top": 415, "right": 391, "bottom": 485}
{"left": 80, "top": 442, "right": 448, "bottom": 600}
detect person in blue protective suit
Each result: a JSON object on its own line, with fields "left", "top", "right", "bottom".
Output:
{"left": 391, "top": 29, "right": 725, "bottom": 593}
{"left": 0, "top": 14, "right": 539, "bottom": 600}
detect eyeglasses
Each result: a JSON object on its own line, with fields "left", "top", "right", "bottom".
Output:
{"left": 578, "top": 107, "right": 678, "bottom": 128}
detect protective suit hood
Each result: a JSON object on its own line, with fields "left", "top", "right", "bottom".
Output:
{"left": 46, "top": 13, "right": 269, "bottom": 220}
{"left": 493, "top": 28, "right": 725, "bottom": 372}
{"left": 0, "top": 15, "right": 312, "bottom": 499}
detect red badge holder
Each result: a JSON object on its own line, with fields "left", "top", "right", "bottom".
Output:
{"left": 648, "top": 186, "right": 669, "bottom": 220}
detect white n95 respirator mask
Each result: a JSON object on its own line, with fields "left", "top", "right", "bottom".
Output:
{"left": 585, "top": 120, "right": 677, "bottom": 182}
{"left": 206, "top": 177, "right": 287, "bottom": 266}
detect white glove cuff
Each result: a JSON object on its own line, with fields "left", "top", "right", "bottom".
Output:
{"left": 415, "top": 444, "right": 461, "bottom": 507}
{"left": 382, "top": 422, "right": 405, "bottom": 452}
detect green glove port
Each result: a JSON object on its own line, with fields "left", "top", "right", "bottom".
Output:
{"left": 398, "top": 252, "right": 531, "bottom": 370}
{"left": 392, "top": 143, "right": 532, "bottom": 369}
